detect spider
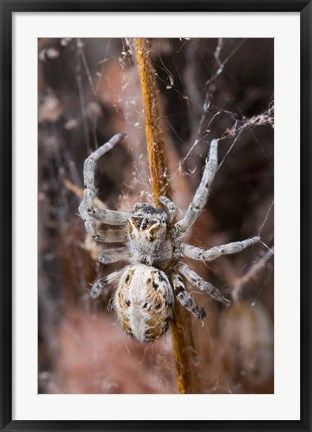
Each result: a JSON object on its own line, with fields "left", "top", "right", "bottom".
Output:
{"left": 79, "top": 133, "right": 260, "bottom": 343}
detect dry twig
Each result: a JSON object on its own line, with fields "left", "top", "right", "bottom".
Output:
{"left": 134, "top": 38, "right": 199, "bottom": 394}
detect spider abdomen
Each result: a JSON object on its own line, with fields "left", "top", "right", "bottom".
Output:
{"left": 115, "top": 264, "right": 174, "bottom": 342}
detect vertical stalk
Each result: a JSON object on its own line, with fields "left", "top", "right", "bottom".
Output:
{"left": 134, "top": 38, "right": 170, "bottom": 204}
{"left": 134, "top": 38, "right": 198, "bottom": 394}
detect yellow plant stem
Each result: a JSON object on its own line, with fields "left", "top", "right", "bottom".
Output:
{"left": 134, "top": 37, "right": 197, "bottom": 394}
{"left": 134, "top": 38, "right": 170, "bottom": 204}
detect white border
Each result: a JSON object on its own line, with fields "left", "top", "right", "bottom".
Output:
{"left": 13, "top": 12, "right": 300, "bottom": 421}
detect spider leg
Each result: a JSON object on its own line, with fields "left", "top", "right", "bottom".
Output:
{"left": 95, "top": 227, "right": 128, "bottom": 243}
{"left": 90, "top": 269, "right": 124, "bottom": 299}
{"left": 181, "top": 236, "right": 260, "bottom": 261}
{"left": 79, "top": 133, "right": 129, "bottom": 238}
{"left": 175, "top": 262, "right": 231, "bottom": 307}
{"left": 175, "top": 139, "right": 218, "bottom": 234}
{"left": 159, "top": 196, "right": 176, "bottom": 223}
{"left": 172, "top": 272, "right": 206, "bottom": 319}
{"left": 98, "top": 246, "right": 129, "bottom": 264}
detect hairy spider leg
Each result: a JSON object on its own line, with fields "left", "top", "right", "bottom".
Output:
{"left": 175, "top": 139, "right": 218, "bottom": 234}
{"left": 90, "top": 269, "right": 124, "bottom": 299}
{"left": 94, "top": 227, "right": 128, "bottom": 243}
{"left": 158, "top": 196, "right": 176, "bottom": 224}
{"left": 180, "top": 236, "right": 260, "bottom": 261}
{"left": 98, "top": 246, "right": 129, "bottom": 265}
{"left": 79, "top": 133, "right": 129, "bottom": 239}
{"left": 176, "top": 261, "right": 231, "bottom": 307}
{"left": 171, "top": 272, "right": 206, "bottom": 319}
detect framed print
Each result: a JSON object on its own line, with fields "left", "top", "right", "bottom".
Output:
{"left": 1, "top": 1, "right": 311, "bottom": 431}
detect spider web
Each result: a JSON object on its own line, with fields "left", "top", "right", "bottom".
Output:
{"left": 38, "top": 37, "right": 274, "bottom": 395}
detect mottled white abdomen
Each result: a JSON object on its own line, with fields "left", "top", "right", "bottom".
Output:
{"left": 115, "top": 264, "right": 174, "bottom": 342}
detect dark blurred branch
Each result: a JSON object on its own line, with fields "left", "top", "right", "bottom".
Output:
{"left": 221, "top": 103, "right": 275, "bottom": 141}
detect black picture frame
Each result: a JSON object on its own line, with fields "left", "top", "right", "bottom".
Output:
{"left": 1, "top": 1, "right": 311, "bottom": 431}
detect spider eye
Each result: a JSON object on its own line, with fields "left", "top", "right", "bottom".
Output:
{"left": 130, "top": 217, "right": 143, "bottom": 229}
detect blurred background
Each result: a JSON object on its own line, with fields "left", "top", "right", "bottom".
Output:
{"left": 38, "top": 38, "right": 274, "bottom": 394}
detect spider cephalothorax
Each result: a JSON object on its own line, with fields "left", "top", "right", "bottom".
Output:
{"left": 128, "top": 202, "right": 174, "bottom": 270}
{"left": 79, "top": 133, "right": 260, "bottom": 342}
